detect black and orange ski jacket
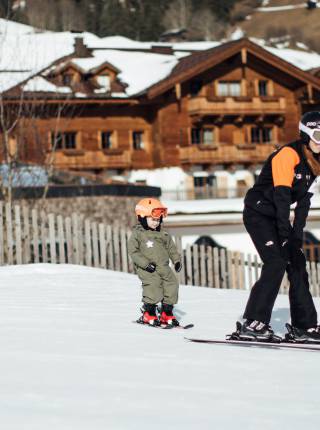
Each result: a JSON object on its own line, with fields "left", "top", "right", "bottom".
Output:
{"left": 244, "top": 140, "right": 316, "bottom": 241}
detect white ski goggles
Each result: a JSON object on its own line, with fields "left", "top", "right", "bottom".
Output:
{"left": 299, "top": 122, "right": 320, "bottom": 144}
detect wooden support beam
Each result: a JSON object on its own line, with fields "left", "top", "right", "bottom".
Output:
{"left": 175, "top": 83, "right": 181, "bottom": 100}
{"left": 307, "top": 84, "right": 313, "bottom": 101}
{"left": 241, "top": 48, "right": 247, "bottom": 65}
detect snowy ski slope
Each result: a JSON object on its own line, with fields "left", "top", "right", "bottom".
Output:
{"left": 0, "top": 264, "right": 320, "bottom": 429}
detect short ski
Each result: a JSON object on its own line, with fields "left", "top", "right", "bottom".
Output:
{"left": 133, "top": 321, "right": 194, "bottom": 330}
{"left": 185, "top": 337, "right": 320, "bottom": 351}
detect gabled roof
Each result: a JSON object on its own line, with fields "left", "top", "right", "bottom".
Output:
{"left": 146, "top": 38, "right": 320, "bottom": 99}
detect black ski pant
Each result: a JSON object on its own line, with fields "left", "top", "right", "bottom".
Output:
{"left": 243, "top": 206, "right": 317, "bottom": 329}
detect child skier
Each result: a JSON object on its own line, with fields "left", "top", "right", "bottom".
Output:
{"left": 231, "top": 111, "right": 320, "bottom": 344}
{"left": 128, "top": 198, "right": 182, "bottom": 326}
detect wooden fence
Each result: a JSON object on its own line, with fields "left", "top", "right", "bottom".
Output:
{"left": 1, "top": 203, "right": 320, "bottom": 296}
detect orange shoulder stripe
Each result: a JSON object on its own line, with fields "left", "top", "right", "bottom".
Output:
{"left": 272, "top": 147, "right": 300, "bottom": 187}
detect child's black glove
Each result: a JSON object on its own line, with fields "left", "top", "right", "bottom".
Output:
{"left": 145, "top": 263, "right": 156, "bottom": 273}
{"left": 174, "top": 262, "right": 182, "bottom": 272}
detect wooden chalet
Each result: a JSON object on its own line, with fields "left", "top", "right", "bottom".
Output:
{"left": 2, "top": 36, "right": 320, "bottom": 193}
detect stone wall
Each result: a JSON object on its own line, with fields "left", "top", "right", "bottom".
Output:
{"left": 19, "top": 195, "right": 140, "bottom": 228}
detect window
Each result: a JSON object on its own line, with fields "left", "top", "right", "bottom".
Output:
{"left": 191, "top": 128, "right": 201, "bottom": 145}
{"left": 251, "top": 127, "right": 272, "bottom": 144}
{"left": 217, "top": 81, "right": 241, "bottom": 97}
{"left": 191, "top": 127, "right": 215, "bottom": 145}
{"left": 51, "top": 132, "right": 77, "bottom": 150}
{"left": 190, "top": 80, "right": 202, "bottom": 97}
{"left": 101, "top": 131, "right": 113, "bottom": 149}
{"left": 258, "top": 80, "right": 268, "bottom": 96}
{"left": 132, "top": 131, "right": 145, "bottom": 150}
{"left": 97, "top": 74, "right": 111, "bottom": 91}
{"left": 203, "top": 128, "right": 214, "bottom": 145}
{"left": 62, "top": 74, "right": 73, "bottom": 86}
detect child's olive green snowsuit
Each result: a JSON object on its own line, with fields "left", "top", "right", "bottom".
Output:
{"left": 128, "top": 224, "right": 181, "bottom": 305}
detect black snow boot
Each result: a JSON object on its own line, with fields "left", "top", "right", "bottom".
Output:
{"left": 285, "top": 323, "right": 320, "bottom": 344}
{"left": 229, "top": 320, "right": 281, "bottom": 343}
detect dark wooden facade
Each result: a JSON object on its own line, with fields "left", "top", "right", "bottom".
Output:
{"left": 2, "top": 39, "right": 320, "bottom": 178}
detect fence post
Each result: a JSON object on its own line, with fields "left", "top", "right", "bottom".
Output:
{"left": 65, "top": 217, "right": 73, "bottom": 265}
{"left": 186, "top": 244, "right": 193, "bottom": 285}
{"left": 120, "top": 228, "right": 129, "bottom": 273}
{"left": 22, "top": 205, "right": 31, "bottom": 264}
{"left": 99, "top": 223, "right": 107, "bottom": 269}
{"left": 200, "top": 245, "right": 207, "bottom": 287}
{"left": 57, "top": 215, "right": 66, "bottom": 264}
{"left": 72, "top": 213, "right": 80, "bottom": 265}
{"left": 48, "top": 213, "right": 56, "bottom": 264}
{"left": 207, "top": 246, "right": 214, "bottom": 288}
{"left": 85, "top": 219, "right": 92, "bottom": 267}
{"left": 5, "top": 203, "right": 13, "bottom": 265}
{"left": 106, "top": 225, "right": 114, "bottom": 270}
{"left": 32, "top": 208, "right": 40, "bottom": 264}
{"left": 113, "top": 225, "right": 121, "bottom": 271}
{"left": 213, "top": 247, "right": 220, "bottom": 289}
{"left": 127, "top": 230, "right": 134, "bottom": 273}
{"left": 192, "top": 245, "right": 200, "bottom": 286}
{"left": 14, "top": 205, "right": 22, "bottom": 265}
{"left": 220, "top": 248, "right": 226, "bottom": 289}
{"left": 92, "top": 222, "right": 99, "bottom": 268}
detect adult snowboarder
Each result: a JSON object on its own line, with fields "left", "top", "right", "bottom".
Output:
{"left": 234, "top": 111, "right": 320, "bottom": 343}
{"left": 128, "top": 198, "right": 182, "bottom": 326}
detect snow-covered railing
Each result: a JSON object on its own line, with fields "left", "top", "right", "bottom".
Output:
{"left": 1, "top": 202, "right": 320, "bottom": 297}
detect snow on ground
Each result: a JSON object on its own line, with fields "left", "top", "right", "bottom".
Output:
{"left": 1, "top": 264, "right": 320, "bottom": 430}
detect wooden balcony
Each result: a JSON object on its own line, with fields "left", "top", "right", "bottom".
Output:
{"left": 48, "top": 149, "right": 132, "bottom": 170}
{"left": 179, "top": 143, "right": 277, "bottom": 165}
{"left": 188, "top": 96, "right": 286, "bottom": 116}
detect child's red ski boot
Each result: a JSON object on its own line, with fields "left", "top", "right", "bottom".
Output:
{"left": 137, "top": 303, "right": 160, "bottom": 326}
{"left": 159, "top": 303, "right": 180, "bottom": 327}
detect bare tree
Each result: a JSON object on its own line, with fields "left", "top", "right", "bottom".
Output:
{"left": 0, "top": 18, "right": 78, "bottom": 206}
{"left": 162, "top": 0, "right": 193, "bottom": 31}
{"left": 191, "top": 8, "right": 225, "bottom": 40}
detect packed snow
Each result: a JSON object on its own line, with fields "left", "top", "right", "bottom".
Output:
{"left": 0, "top": 264, "right": 320, "bottom": 430}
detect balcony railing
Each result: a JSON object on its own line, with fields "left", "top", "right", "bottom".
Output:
{"left": 188, "top": 96, "right": 286, "bottom": 116}
{"left": 48, "top": 149, "right": 131, "bottom": 170}
{"left": 179, "top": 143, "right": 277, "bottom": 165}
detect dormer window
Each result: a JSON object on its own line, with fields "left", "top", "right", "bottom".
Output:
{"left": 63, "top": 73, "right": 74, "bottom": 86}
{"left": 97, "top": 74, "right": 111, "bottom": 91}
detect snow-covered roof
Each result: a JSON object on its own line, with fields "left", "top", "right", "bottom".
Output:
{"left": 1, "top": 19, "right": 320, "bottom": 97}
{"left": 23, "top": 76, "right": 72, "bottom": 93}
{"left": 72, "top": 50, "right": 178, "bottom": 96}
{"left": 0, "top": 17, "right": 39, "bottom": 35}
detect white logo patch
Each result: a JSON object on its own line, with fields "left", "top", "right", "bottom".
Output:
{"left": 146, "top": 240, "right": 154, "bottom": 248}
{"left": 295, "top": 173, "right": 302, "bottom": 180}
{"left": 265, "top": 241, "right": 274, "bottom": 246}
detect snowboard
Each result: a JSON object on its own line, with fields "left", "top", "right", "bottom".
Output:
{"left": 185, "top": 337, "right": 320, "bottom": 351}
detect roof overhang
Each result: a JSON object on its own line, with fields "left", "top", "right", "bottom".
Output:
{"left": 146, "top": 38, "right": 320, "bottom": 99}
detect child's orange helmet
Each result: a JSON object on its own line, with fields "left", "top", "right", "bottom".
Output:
{"left": 135, "top": 198, "right": 168, "bottom": 219}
